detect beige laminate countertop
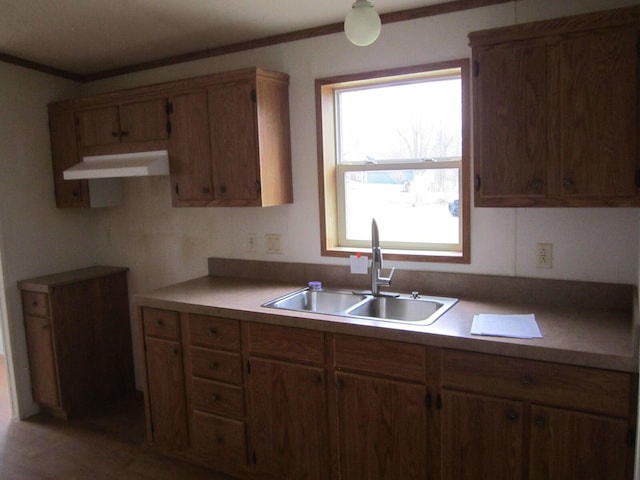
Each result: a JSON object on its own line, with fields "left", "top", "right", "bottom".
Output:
{"left": 134, "top": 275, "right": 638, "bottom": 373}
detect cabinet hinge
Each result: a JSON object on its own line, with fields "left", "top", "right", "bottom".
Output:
{"left": 435, "top": 394, "right": 442, "bottom": 410}
{"left": 255, "top": 180, "right": 261, "bottom": 194}
{"left": 166, "top": 120, "right": 172, "bottom": 136}
{"left": 473, "top": 60, "right": 480, "bottom": 77}
{"left": 425, "top": 393, "right": 432, "bottom": 409}
{"left": 250, "top": 89, "right": 257, "bottom": 103}
{"left": 627, "top": 429, "right": 636, "bottom": 448}
{"left": 165, "top": 101, "right": 173, "bottom": 115}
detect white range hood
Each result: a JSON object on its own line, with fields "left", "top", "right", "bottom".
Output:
{"left": 63, "top": 150, "right": 170, "bottom": 180}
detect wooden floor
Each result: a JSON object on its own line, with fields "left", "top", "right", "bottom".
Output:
{"left": 0, "top": 356, "right": 237, "bottom": 479}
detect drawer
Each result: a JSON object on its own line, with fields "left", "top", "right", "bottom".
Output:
{"left": 333, "top": 334, "right": 426, "bottom": 382}
{"left": 192, "top": 410, "right": 247, "bottom": 466}
{"left": 246, "top": 322, "right": 324, "bottom": 365}
{"left": 188, "top": 314, "right": 240, "bottom": 350}
{"left": 442, "top": 349, "right": 632, "bottom": 417}
{"left": 190, "top": 346, "right": 243, "bottom": 385}
{"left": 22, "top": 291, "right": 49, "bottom": 317}
{"left": 142, "top": 308, "right": 180, "bottom": 340}
{"left": 191, "top": 378, "right": 244, "bottom": 419}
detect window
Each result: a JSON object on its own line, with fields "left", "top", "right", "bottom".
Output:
{"left": 315, "top": 60, "right": 470, "bottom": 263}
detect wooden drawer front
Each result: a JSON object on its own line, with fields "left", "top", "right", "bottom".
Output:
{"left": 188, "top": 314, "right": 240, "bottom": 350}
{"left": 246, "top": 322, "right": 324, "bottom": 365}
{"left": 142, "top": 308, "right": 180, "bottom": 340}
{"left": 190, "top": 347, "right": 242, "bottom": 385}
{"left": 192, "top": 410, "right": 247, "bottom": 466}
{"left": 192, "top": 378, "right": 244, "bottom": 419}
{"left": 22, "top": 291, "right": 49, "bottom": 317}
{"left": 442, "top": 349, "right": 632, "bottom": 417}
{"left": 333, "top": 334, "right": 426, "bottom": 383}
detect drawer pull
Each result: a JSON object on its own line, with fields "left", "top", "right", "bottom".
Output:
{"left": 170, "top": 345, "right": 179, "bottom": 356}
{"left": 211, "top": 394, "right": 220, "bottom": 402}
{"left": 507, "top": 411, "right": 519, "bottom": 421}
{"left": 208, "top": 328, "right": 217, "bottom": 336}
{"left": 215, "top": 435, "right": 224, "bottom": 444}
{"left": 335, "top": 379, "right": 344, "bottom": 389}
{"left": 154, "top": 319, "right": 164, "bottom": 327}
{"left": 209, "top": 362, "right": 219, "bottom": 369}
{"left": 534, "top": 416, "right": 545, "bottom": 427}
{"left": 314, "top": 374, "right": 322, "bottom": 385}
{"left": 520, "top": 375, "right": 533, "bottom": 386}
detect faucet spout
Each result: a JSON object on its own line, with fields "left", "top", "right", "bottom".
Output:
{"left": 370, "top": 219, "right": 396, "bottom": 296}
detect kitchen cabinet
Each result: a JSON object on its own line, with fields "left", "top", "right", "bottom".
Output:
{"left": 18, "top": 266, "right": 134, "bottom": 419}
{"left": 245, "top": 322, "right": 329, "bottom": 479}
{"left": 76, "top": 98, "right": 168, "bottom": 148}
{"left": 183, "top": 313, "right": 247, "bottom": 474}
{"left": 440, "top": 349, "right": 635, "bottom": 480}
{"left": 48, "top": 67, "right": 293, "bottom": 209}
{"left": 332, "top": 334, "right": 429, "bottom": 480}
{"left": 470, "top": 6, "right": 640, "bottom": 207}
{"left": 167, "top": 91, "right": 214, "bottom": 206}
{"left": 48, "top": 109, "right": 88, "bottom": 208}
{"left": 141, "top": 307, "right": 189, "bottom": 451}
{"left": 208, "top": 70, "right": 293, "bottom": 206}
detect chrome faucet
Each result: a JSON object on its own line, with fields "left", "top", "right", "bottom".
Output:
{"left": 370, "top": 219, "right": 396, "bottom": 296}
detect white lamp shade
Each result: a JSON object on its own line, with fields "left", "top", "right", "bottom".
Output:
{"left": 344, "top": 0, "right": 381, "bottom": 46}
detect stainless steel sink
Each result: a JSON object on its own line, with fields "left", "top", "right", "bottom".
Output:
{"left": 263, "top": 288, "right": 368, "bottom": 314}
{"left": 262, "top": 288, "right": 457, "bottom": 325}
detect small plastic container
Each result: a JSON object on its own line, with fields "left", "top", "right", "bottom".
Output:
{"left": 308, "top": 281, "right": 322, "bottom": 311}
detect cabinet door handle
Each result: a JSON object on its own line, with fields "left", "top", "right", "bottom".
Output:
{"left": 520, "top": 375, "right": 533, "bottom": 386}
{"left": 563, "top": 178, "right": 575, "bottom": 190}
{"left": 203, "top": 186, "right": 211, "bottom": 194}
{"left": 211, "top": 394, "right": 220, "bottom": 402}
{"left": 207, "top": 328, "right": 217, "bottom": 336}
{"left": 534, "top": 416, "right": 545, "bottom": 427}
{"left": 507, "top": 411, "right": 519, "bottom": 421}
{"left": 474, "top": 174, "right": 481, "bottom": 191}
{"left": 335, "top": 379, "right": 344, "bottom": 389}
{"left": 154, "top": 319, "right": 164, "bottom": 327}
{"left": 209, "top": 362, "right": 219, "bottom": 369}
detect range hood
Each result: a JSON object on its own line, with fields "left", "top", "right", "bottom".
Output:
{"left": 63, "top": 150, "right": 170, "bottom": 180}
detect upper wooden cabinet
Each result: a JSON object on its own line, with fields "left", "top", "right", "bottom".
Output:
{"left": 76, "top": 99, "right": 169, "bottom": 148}
{"left": 47, "top": 67, "right": 293, "bottom": 208}
{"left": 470, "top": 6, "right": 640, "bottom": 207}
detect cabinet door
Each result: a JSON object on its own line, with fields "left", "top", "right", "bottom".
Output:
{"left": 247, "top": 358, "right": 329, "bottom": 480}
{"left": 559, "top": 28, "right": 638, "bottom": 199}
{"left": 49, "top": 110, "right": 88, "bottom": 207}
{"left": 77, "top": 106, "right": 120, "bottom": 147}
{"left": 24, "top": 315, "right": 60, "bottom": 409}
{"left": 119, "top": 98, "right": 168, "bottom": 143}
{"left": 144, "top": 337, "right": 189, "bottom": 450}
{"left": 209, "top": 80, "right": 259, "bottom": 204}
{"left": 335, "top": 372, "right": 427, "bottom": 480}
{"left": 528, "top": 405, "right": 629, "bottom": 480}
{"left": 168, "top": 91, "right": 214, "bottom": 206}
{"left": 473, "top": 41, "right": 549, "bottom": 205}
{"left": 441, "top": 390, "right": 523, "bottom": 480}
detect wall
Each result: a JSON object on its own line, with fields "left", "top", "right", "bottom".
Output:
{"left": 85, "top": 0, "right": 640, "bottom": 294}
{"left": 0, "top": 63, "right": 98, "bottom": 417}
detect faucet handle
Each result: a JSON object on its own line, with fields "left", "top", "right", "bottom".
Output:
{"left": 379, "top": 267, "right": 396, "bottom": 286}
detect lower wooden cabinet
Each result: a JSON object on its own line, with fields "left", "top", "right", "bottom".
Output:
{"left": 138, "top": 307, "right": 637, "bottom": 480}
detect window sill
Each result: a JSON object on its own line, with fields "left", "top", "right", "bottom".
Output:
{"left": 322, "top": 246, "right": 469, "bottom": 264}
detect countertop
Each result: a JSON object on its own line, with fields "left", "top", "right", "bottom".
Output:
{"left": 134, "top": 275, "right": 639, "bottom": 373}
{"left": 18, "top": 266, "right": 129, "bottom": 293}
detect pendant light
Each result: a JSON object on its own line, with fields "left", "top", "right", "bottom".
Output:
{"left": 344, "top": 0, "right": 381, "bottom": 46}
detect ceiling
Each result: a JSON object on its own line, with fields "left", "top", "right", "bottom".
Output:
{"left": 0, "top": 0, "right": 461, "bottom": 81}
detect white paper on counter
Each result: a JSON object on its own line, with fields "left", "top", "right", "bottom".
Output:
{"left": 471, "top": 313, "right": 543, "bottom": 339}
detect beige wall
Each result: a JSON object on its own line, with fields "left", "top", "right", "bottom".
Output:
{"left": 0, "top": 0, "right": 639, "bottom": 418}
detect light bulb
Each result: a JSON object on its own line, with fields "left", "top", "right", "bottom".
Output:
{"left": 344, "top": 0, "right": 381, "bottom": 47}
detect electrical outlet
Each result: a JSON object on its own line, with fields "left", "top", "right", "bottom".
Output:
{"left": 536, "top": 243, "right": 553, "bottom": 269}
{"left": 247, "top": 233, "right": 257, "bottom": 253}
{"left": 266, "top": 234, "right": 282, "bottom": 254}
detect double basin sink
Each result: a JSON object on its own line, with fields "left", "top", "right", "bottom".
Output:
{"left": 262, "top": 287, "right": 458, "bottom": 326}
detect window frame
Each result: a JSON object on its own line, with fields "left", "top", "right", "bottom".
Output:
{"left": 315, "top": 59, "right": 471, "bottom": 263}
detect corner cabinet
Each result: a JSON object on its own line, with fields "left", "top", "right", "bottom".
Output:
{"left": 48, "top": 67, "right": 293, "bottom": 209}
{"left": 18, "top": 266, "right": 134, "bottom": 419}
{"left": 470, "top": 6, "right": 640, "bottom": 207}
